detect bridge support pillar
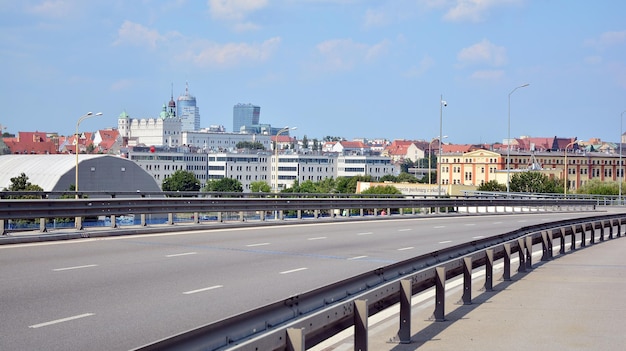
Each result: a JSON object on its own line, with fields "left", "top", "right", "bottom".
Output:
{"left": 354, "top": 299, "right": 368, "bottom": 351}
{"left": 38, "top": 218, "right": 47, "bottom": 233}
{"left": 397, "top": 279, "right": 412, "bottom": 343}
{"left": 462, "top": 257, "right": 473, "bottom": 304}
{"left": 286, "top": 328, "right": 305, "bottom": 351}
{"left": 433, "top": 267, "right": 446, "bottom": 322}
{"left": 503, "top": 243, "right": 512, "bottom": 281}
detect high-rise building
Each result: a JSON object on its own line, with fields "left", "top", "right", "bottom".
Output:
{"left": 233, "top": 103, "right": 260, "bottom": 133}
{"left": 177, "top": 82, "right": 200, "bottom": 132}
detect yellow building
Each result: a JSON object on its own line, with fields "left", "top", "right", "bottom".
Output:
{"left": 438, "top": 149, "right": 623, "bottom": 192}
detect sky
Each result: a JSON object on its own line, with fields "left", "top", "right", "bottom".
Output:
{"left": 1, "top": 0, "right": 625, "bottom": 145}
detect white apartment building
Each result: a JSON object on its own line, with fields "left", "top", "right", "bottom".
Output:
{"left": 182, "top": 131, "right": 271, "bottom": 152}
{"left": 129, "top": 148, "right": 398, "bottom": 192}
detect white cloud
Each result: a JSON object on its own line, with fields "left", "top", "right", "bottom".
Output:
{"left": 405, "top": 55, "right": 435, "bottom": 77}
{"left": 25, "top": 0, "right": 74, "bottom": 18}
{"left": 363, "top": 8, "right": 390, "bottom": 28}
{"left": 177, "top": 36, "right": 281, "bottom": 68}
{"left": 110, "top": 79, "right": 135, "bottom": 92}
{"left": 585, "top": 30, "right": 626, "bottom": 50}
{"left": 314, "top": 38, "right": 389, "bottom": 72}
{"left": 457, "top": 39, "right": 507, "bottom": 67}
{"left": 441, "top": 0, "right": 522, "bottom": 22}
{"left": 113, "top": 21, "right": 179, "bottom": 49}
{"left": 208, "top": 0, "right": 268, "bottom": 21}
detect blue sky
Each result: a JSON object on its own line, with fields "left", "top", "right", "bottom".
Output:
{"left": 1, "top": 0, "right": 625, "bottom": 144}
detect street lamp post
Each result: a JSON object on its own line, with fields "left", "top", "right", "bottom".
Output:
{"left": 75, "top": 111, "right": 102, "bottom": 229}
{"left": 428, "top": 135, "right": 447, "bottom": 186}
{"left": 273, "top": 126, "right": 296, "bottom": 192}
{"left": 506, "top": 83, "right": 530, "bottom": 194}
{"left": 438, "top": 95, "right": 447, "bottom": 197}
{"left": 563, "top": 140, "right": 579, "bottom": 196}
{"left": 617, "top": 111, "right": 626, "bottom": 205}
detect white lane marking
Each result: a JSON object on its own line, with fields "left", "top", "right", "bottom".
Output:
{"left": 398, "top": 228, "right": 411, "bottom": 232}
{"left": 397, "top": 247, "right": 414, "bottom": 251}
{"left": 29, "top": 313, "right": 94, "bottom": 328}
{"left": 472, "top": 236, "right": 484, "bottom": 239}
{"left": 439, "top": 240, "right": 452, "bottom": 244}
{"left": 308, "top": 237, "right": 327, "bottom": 241}
{"left": 246, "top": 243, "right": 270, "bottom": 247}
{"left": 465, "top": 223, "right": 476, "bottom": 226}
{"left": 183, "top": 285, "right": 223, "bottom": 295}
{"left": 357, "top": 232, "right": 373, "bottom": 236}
{"left": 348, "top": 256, "right": 368, "bottom": 260}
{"left": 52, "top": 264, "right": 98, "bottom": 272}
{"left": 517, "top": 220, "right": 528, "bottom": 223}
{"left": 434, "top": 226, "right": 445, "bottom": 229}
{"left": 493, "top": 221, "right": 503, "bottom": 224}
{"left": 280, "top": 267, "right": 308, "bottom": 274}
{"left": 166, "top": 252, "right": 197, "bottom": 258}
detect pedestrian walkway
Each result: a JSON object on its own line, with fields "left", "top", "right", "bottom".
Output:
{"left": 315, "top": 236, "right": 626, "bottom": 351}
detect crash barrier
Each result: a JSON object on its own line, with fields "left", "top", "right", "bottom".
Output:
{"left": 133, "top": 213, "right": 625, "bottom": 351}
{"left": 0, "top": 197, "right": 597, "bottom": 236}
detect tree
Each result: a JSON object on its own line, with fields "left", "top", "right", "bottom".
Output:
{"left": 312, "top": 138, "right": 320, "bottom": 151}
{"left": 203, "top": 178, "right": 243, "bottom": 192}
{"left": 576, "top": 179, "right": 619, "bottom": 195}
{"left": 509, "top": 172, "right": 563, "bottom": 193}
{"left": 360, "top": 185, "right": 402, "bottom": 195}
{"left": 161, "top": 170, "right": 201, "bottom": 192}
{"left": 477, "top": 180, "right": 507, "bottom": 192}
{"left": 396, "top": 172, "right": 419, "bottom": 183}
{"left": 302, "top": 135, "right": 309, "bottom": 149}
{"left": 236, "top": 141, "right": 265, "bottom": 150}
{"left": 2, "top": 173, "right": 43, "bottom": 199}
{"left": 250, "top": 181, "right": 271, "bottom": 192}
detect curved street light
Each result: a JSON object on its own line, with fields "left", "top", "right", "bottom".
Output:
{"left": 438, "top": 96, "right": 447, "bottom": 196}
{"left": 506, "top": 83, "right": 530, "bottom": 194}
{"left": 75, "top": 111, "right": 102, "bottom": 229}
{"left": 617, "top": 111, "right": 626, "bottom": 205}
{"left": 428, "top": 135, "right": 447, "bottom": 186}
{"left": 563, "top": 139, "right": 579, "bottom": 196}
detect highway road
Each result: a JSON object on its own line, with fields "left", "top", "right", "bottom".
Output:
{"left": 0, "top": 211, "right": 604, "bottom": 350}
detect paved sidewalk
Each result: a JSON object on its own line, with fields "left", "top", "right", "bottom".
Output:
{"left": 317, "top": 236, "right": 626, "bottom": 351}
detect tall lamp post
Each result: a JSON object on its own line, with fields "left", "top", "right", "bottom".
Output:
{"left": 563, "top": 140, "right": 579, "bottom": 197}
{"left": 438, "top": 95, "right": 447, "bottom": 197}
{"left": 617, "top": 111, "right": 626, "bottom": 205}
{"left": 274, "top": 126, "right": 296, "bottom": 192}
{"left": 75, "top": 111, "right": 102, "bottom": 229}
{"left": 428, "top": 135, "right": 447, "bottom": 186}
{"left": 506, "top": 83, "right": 530, "bottom": 194}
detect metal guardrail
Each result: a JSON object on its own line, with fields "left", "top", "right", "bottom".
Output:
{"left": 133, "top": 213, "right": 626, "bottom": 351}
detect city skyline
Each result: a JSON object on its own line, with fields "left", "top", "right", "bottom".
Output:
{"left": 1, "top": 1, "right": 625, "bottom": 144}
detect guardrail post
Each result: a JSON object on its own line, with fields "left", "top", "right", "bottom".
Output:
{"left": 462, "top": 257, "right": 473, "bottom": 304}
{"left": 503, "top": 243, "right": 512, "bottom": 281}
{"left": 354, "top": 299, "right": 368, "bottom": 351}
{"left": 0, "top": 220, "right": 5, "bottom": 236}
{"left": 525, "top": 236, "right": 533, "bottom": 269}
{"left": 517, "top": 238, "right": 526, "bottom": 273}
{"left": 397, "top": 279, "right": 412, "bottom": 343}
{"left": 110, "top": 215, "right": 117, "bottom": 228}
{"left": 433, "top": 267, "right": 446, "bottom": 322}
{"left": 75, "top": 216, "right": 83, "bottom": 230}
{"left": 589, "top": 223, "right": 596, "bottom": 244}
{"left": 286, "top": 328, "right": 305, "bottom": 351}
{"left": 484, "top": 250, "right": 494, "bottom": 292}
{"left": 297, "top": 209, "right": 302, "bottom": 219}
{"left": 167, "top": 213, "right": 174, "bottom": 225}
{"left": 314, "top": 209, "right": 319, "bottom": 219}
{"left": 581, "top": 224, "right": 587, "bottom": 247}
{"left": 239, "top": 211, "right": 244, "bottom": 222}
{"left": 609, "top": 219, "right": 615, "bottom": 239}
{"left": 360, "top": 208, "right": 364, "bottom": 217}
{"left": 559, "top": 228, "right": 566, "bottom": 255}
{"left": 260, "top": 211, "right": 265, "bottom": 221}
{"left": 600, "top": 221, "right": 606, "bottom": 241}
{"left": 541, "top": 231, "right": 552, "bottom": 261}
{"left": 617, "top": 219, "right": 623, "bottom": 237}
{"left": 194, "top": 212, "right": 200, "bottom": 224}
{"left": 38, "top": 218, "right": 47, "bottom": 232}
{"left": 217, "top": 212, "right": 223, "bottom": 222}
{"left": 140, "top": 214, "right": 147, "bottom": 226}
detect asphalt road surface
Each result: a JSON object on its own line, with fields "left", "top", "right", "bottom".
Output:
{"left": 0, "top": 211, "right": 603, "bottom": 350}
